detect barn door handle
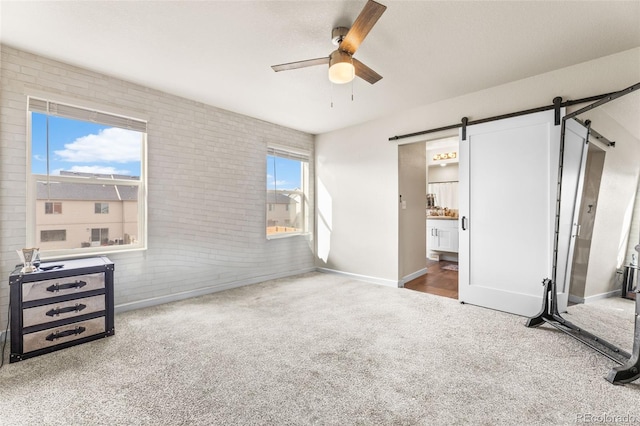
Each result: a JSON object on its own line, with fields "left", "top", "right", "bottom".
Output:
{"left": 461, "top": 216, "right": 468, "bottom": 230}
{"left": 46, "top": 304, "right": 87, "bottom": 317}
{"left": 45, "top": 326, "right": 86, "bottom": 341}
{"left": 46, "top": 280, "right": 87, "bottom": 293}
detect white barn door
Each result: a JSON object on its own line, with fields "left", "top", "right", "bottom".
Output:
{"left": 458, "top": 110, "right": 562, "bottom": 316}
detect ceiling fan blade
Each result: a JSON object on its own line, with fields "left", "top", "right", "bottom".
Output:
{"left": 353, "top": 58, "right": 382, "bottom": 84}
{"left": 271, "top": 57, "right": 330, "bottom": 72}
{"left": 339, "top": 0, "right": 387, "bottom": 55}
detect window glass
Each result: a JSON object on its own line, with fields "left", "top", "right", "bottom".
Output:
{"left": 95, "top": 202, "right": 109, "bottom": 214}
{"left": 266, "top": 151, "right": 308, "bottom": 237}
{"left": 91, "top": 228, "right": 109, "bottom": 245}
{"left": 29, "top": 101, "right": 146, "bottom": 256}
{"left": 31, "top": 113, "right": 141, "bottom": 177}
{"left": 45, "top": 201, "right": 62, "bottom": 214}
{"left": 41, "top": 230, "right": 66, "bottom": 242}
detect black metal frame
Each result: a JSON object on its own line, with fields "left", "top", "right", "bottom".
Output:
{"left": 388, "top": 92, "right": 619, "bottom": 142}
{"left": 526, "top": 279, "right": 640, "bottom": 384}
{"left": 527, "top": 82, "right": 640, "bottom": 385}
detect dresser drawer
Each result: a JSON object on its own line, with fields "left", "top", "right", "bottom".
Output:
{"left": 22, "top": 295, "right": 106, "bottom": 328}
{"left": 22, "top": 317, "right": 106, "bottom": 354}
{"left": 22, "top": 272, "right": 105, "bottom": 302}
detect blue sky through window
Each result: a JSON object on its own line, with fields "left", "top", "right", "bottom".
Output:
{"left": 267, "top": 155, "right": 302, "bottom": 191}
{"left": 31, "top": 112, "right": 142, "bottom": 177}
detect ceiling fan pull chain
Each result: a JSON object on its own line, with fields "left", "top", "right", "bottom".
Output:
{"left": 351, "top": 56, "right": 355, "bottom": 101}
{"left": 330, "top": 80, "right": 334, "bottom": 108}
{"left": 351, "top": 79, "right": 354, "bottom": 102}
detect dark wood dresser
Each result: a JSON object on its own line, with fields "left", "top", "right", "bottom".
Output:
{"left": 9, "top": 256, "right": 114, "bottom": 363}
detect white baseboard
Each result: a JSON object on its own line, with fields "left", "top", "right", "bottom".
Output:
{"left": 439, "top": 254, "right": 458, "bottom": 262}
{"left": 568, "top": 294, "right": 584, "bottom": 304}
{"left": 316, "top": 267, "right": 400, "bottom": 288}
{"left": 115, "top": 267, "right": 316, "bottom": 314}
{"left": 400, "top": 268, "right": 428, "bottom": 287}
{"left": 569, "top": 288, "right": 622, "bottom": 305}
{"left": 427, "top": 251, "right": 458, "bottom": 262}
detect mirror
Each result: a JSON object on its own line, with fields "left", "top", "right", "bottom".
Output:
{"left": 558, "top": 84, "right": 640, "bottom": 355}
{"left": 427, "top": 182, "right": 459, "bottom": 212}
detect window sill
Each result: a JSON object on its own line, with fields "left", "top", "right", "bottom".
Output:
{"left": 266, "top": 232, "right": 310, "bottom": 241}
{"left": 39, "top": 245, "right": 147, "bottom": 262}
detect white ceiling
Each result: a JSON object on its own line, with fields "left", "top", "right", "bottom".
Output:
{"left": 1, "top": 1, "right": 639, "bottom": 135}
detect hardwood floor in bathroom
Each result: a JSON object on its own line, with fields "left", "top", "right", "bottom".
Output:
{"left": 404, "top": 260, "right": 458, "bottom": 299}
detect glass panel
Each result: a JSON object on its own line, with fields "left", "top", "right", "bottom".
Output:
{"left": 44, "top": 202, "right": 62, "bottom": 214}
{"left": 41, "top": 230, "right": 66, "bottom": 242}
{"left": 31, "top": 113, "right": 142, "bottom": 178}
{"left": 266, "top": 154, "right": 306, "bottom": 236}
{"left": 37, "top": 179, "right": 138, "bottom": 250}
{"left": 31, "top": 111, "right": 143, "bottom": 253}
{"left": 95, "top": 202, "right": 109, "bottom": 214}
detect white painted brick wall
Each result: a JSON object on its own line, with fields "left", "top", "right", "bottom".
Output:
{"left": 0, "top": 44, "right": 315, "bottom": 329}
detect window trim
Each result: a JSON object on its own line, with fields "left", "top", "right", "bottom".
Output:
{"left": 26, "top": 95, "right": 148, "bottom": 259}
{"left": 266, "top": 145, "right": 310, "bottom": 240}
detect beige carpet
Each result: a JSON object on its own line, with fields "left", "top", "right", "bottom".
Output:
{"left": 565, "top": 296, "right": 636, "bottom": 354}
{"left": 1, "top": 272, "right": 639, "bottom": 425}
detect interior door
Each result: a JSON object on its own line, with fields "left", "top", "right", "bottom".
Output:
{"left": 459, "top": 110, "right": 562, "bottom": 316}
{"left": 554, "top": 118, "right": 590, "bottom": 312}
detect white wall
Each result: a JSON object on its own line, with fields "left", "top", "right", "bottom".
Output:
{"left": 398, "top": 143, "right": 426, "bottom": 283}
{"left": 578, "top": 107, "right": 640, "bottom": 297}
{"left": 0, "top": 45, "right": 315, "bottom": 330}
{"left": 428, "top": 164, "right": 459, "bottom": 183}
{"left": 315, "top": 48, "right": 640, "bottom": 283}
{"left": 315, "top": 121, "right": 399, "bottom": 285}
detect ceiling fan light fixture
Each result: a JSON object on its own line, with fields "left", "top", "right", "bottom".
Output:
{"left": 328, "top": 50, "right": 355, "bottom": 84}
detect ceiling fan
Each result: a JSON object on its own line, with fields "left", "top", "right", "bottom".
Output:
{"left": 271, "top": 0, "right": 387, "bottom": 85}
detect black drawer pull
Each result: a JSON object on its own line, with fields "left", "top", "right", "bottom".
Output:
{"left": 46, "top": 304, "right": 87, "bottom": 317}
{"left": 46, "top": 326, "right": 86, "bottom": 341}
{"left": 46, "top": 280, "right": 87, "bottom": 293}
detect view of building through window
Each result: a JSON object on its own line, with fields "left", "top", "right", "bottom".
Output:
{"left": 29, "top": 104, "right": 145, "bottom": 254}
{"left": 44, "top": 201, "right": 62, "bottom": 214}
{"left": 266, "top": 150, "right": 308, "bottom": 237}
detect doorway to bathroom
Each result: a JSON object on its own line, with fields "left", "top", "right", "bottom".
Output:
{"left": 400, "top": 136, "right": 459, "bottom": 299}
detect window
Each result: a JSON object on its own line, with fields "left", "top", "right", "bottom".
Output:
{"left": 45, "top": 201, "right": 62, "bottom": 214}
{"left": 95, "top": 202, "right": 109, "bottom": 214}
{"left": 91, "top": 228, "right": 109, "bottom": 245}
{"left": 266, "top": 147, "right": 309, "bottom": 238}
{"left": 41, "top": 230, "right": 66, "bottom": 242}
{"left": 27, "top": 96, "right": 147, "bottom": 256}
